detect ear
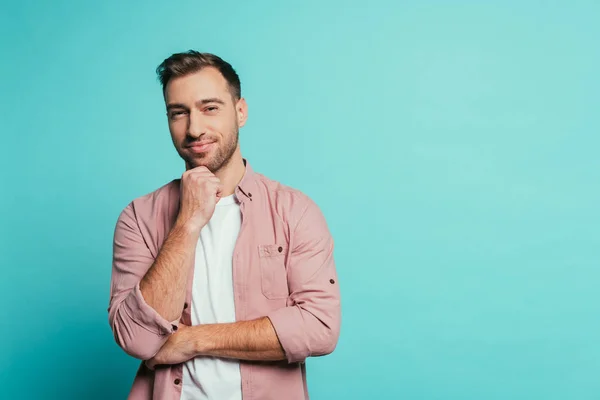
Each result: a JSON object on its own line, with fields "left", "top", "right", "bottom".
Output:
{"left": 236, "top": 97, "right": 248, "bottom": 128}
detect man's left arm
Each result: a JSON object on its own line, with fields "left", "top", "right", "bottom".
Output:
{"left": 265, "top": 196, "right": 341, "bottom": 363}
{"left": 146, "top": 196, "right": 341, "bottom": 368}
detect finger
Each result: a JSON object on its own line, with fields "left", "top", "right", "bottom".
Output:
{"left": 203, "top": 181, "right": 223, "bottom": 195}
{"left": 191, "top": 167, "right": 215, "bottom": 176}
{"left": 193, "top": 176, "right": 221, "bottom": 187}
{"left": 194, "top": 171, "right": 216, "bottom": 179}
{"left": 183, "top": 167, "right": 212, "bottom": 178}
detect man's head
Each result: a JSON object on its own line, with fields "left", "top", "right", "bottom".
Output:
{"left": 156, "top": 51, "right": 247, "bottom": 172}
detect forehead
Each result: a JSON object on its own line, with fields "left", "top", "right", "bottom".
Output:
{"left": 165, "top": 67, "right": 230, "bottom": 104}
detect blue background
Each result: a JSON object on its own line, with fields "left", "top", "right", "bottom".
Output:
{"left": 1, "top": 1, "right": 599, "bottom": 399}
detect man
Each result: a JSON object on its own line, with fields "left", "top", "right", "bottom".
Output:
{"left": 108, "top": 50, "right": 341, "bottom": 400}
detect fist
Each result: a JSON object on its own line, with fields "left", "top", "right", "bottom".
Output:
{"left": 176, "top": 166, "right": 223, "bottom": 231}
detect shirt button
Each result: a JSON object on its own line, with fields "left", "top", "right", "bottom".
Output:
{"left": 248, "top": 192, "right": 252, "bottom": 197}
{"left": 278, "top": 246, "right": 283, "bottom": 252}
{"left": 174, "top": 379, "right": 181, "bottom": 385}
{"left": 330, "top": 279, "right": 335, "bottom": 284}
{"left": 172, "top": 324, "right": 178, "bottom": 331}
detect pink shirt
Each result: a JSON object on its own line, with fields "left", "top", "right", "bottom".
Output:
{"left": 108, "top": 159, "right": 341, "bottom": 400}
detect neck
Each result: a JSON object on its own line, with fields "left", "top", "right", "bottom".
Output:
{"left": 215, "top": 152, "right": 245, "bottom": 197}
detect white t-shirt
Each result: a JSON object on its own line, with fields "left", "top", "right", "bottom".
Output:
{"left": 181, "top": 193, "right": 243, "bottom": 400}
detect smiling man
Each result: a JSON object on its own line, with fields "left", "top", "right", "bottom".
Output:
{"left": 107, "top": 51, "right": 341, "bottom": 400}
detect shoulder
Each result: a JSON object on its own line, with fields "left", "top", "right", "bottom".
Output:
{"left": 118, "top": 179, "right": 180, "bottom": 222}
{"left": 252, "top": 172, "right": 324, "bottom": 228}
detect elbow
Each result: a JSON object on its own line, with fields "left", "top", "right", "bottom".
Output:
{"left": 269, "top": 303, "right": 340, "bottom": 364}
{"left": 313, "top": 306, "right": 341, "bottom": 357}
{"left": 124, "top": 343, "right": 160, "bottom": 361}
{"left": 311, "top": 325, "right": 340, "bottom": 357}
{"left": 108, "top": 287, "right": 175, "bottom": 360}
{"left": 114, "top": 330, "right": 160, "bottom": 360}
{"left": 109, "top": 308, "right": 165, "bottom": 361}
{"left": 320, "top": 334, "right": 339, "bottom": 356}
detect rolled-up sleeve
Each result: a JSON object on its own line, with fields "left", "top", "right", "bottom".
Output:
{"left": 108, "top": 202, "right": 178, "bottom": 360}
{"left": 267, "top": 197, "right": 341, "bottom": 364}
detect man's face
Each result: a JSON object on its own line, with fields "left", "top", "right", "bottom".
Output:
{"left": 165, "top": 67, "right": 246, "bottom": 172}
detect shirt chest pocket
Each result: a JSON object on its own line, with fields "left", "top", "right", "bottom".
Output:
{"left": 258, "top": 244, "right": 289, "bottom": 299}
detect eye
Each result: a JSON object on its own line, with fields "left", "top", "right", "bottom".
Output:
{"left": 170, "top": 110, "right": 187, "bottom": 119}
{"left": 205, "top": 106, "right": 219, "bottom": 112}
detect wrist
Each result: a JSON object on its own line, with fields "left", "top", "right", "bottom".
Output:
{"left": 173, "top": 218, "right": 205, "bottom": 236}
{"left": 190, "top": 325, "right": 213, "bottom": 356}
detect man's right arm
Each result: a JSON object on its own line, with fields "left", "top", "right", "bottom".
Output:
{"left": 139, "top": 220, "right": 198, "bottom": 322}
{"left": 107, "top": 202, "right": 199, "bottom": 360}
{"left": 109, "top": 167, "right": 221, "bottom": 360}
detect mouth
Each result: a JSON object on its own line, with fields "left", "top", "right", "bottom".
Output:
{"left": 187, "top": 141, "right": 217, "bottom": 153}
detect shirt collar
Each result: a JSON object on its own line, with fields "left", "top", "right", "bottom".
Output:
{"left": 235, "top": 158, "right": 257, "bottom": 203}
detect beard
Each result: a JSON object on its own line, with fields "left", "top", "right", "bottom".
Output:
{"left": 181, "top": 124, "right": 239, "bottom": 173}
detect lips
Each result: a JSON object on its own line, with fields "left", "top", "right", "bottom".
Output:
{"left": 187, "top": 141, "right": 216, "bottom": 153}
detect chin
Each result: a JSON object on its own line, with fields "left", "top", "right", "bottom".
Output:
{"left": 186, "top": 157, "right": 219, "bottom": 172}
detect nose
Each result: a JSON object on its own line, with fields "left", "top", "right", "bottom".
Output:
{"left": 187, "top": 109, "right": 206, "bottom": 139}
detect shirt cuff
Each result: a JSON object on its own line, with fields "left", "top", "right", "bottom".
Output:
{"left": 267, "top": 306, "right": 309, "bottom": 364}
{"left": 122, "top": 282, "right": 180, "bottom": 335}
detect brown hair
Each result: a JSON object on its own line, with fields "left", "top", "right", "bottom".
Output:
{"left": 156, "top": 50, "right": 241, "bottom": 100}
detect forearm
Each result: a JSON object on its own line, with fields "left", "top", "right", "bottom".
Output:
{"left": 139, "top": 222, "right": 199, "bottom": 322}
{"left": 190, "top": 317, "right": 286, "bottom": 361}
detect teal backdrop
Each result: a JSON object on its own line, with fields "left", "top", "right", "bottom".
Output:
{"left": 1, "top": 1, "right": 599, "bottom": 399}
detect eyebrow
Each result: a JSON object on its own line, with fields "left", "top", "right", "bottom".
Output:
{"left": 166, "top": 98, "right": 226, "bottom": 111}
{"left": 166, "top": 103, "right": 188, "bottom": 111}
{"left": 196, "top": 98, "right": 226, "bottom": 107}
